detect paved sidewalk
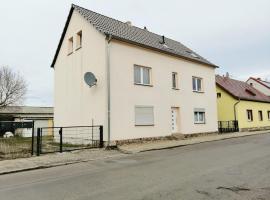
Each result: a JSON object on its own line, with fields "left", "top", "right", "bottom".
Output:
{"left": 118, "top": 130, "right": 270, "bottom": 154}
{"left": 0, "top": 149, "right": 124, "bottom": 175}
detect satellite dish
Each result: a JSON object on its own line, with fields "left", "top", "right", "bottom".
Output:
{"left": 84, "top": 72, "right": 97, "bottom": 87}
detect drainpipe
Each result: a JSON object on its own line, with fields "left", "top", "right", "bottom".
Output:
{"left": 106, "top": 34, "right": 112, "bottom": 147}
{"left": 233, "top": 98, "right": 240, "bottom": 121}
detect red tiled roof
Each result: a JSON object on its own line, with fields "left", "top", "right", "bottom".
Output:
{"left": 216, "top": 75, "right": 270, "bottom": 103}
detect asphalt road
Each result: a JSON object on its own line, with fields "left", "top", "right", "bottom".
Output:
{"left": 1, "top": 133, "right": 270, "bottom": 200}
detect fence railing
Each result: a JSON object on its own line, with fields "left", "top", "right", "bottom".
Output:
{"left": 218, "top": 120, "right": 239, "bottom": 133}
{"left": 35, "top": 126, "right": 104, "bottom": 156}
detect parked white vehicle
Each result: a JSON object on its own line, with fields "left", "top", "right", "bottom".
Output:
{"left": 3, "top": 132, "right": 14, "bottom": 138}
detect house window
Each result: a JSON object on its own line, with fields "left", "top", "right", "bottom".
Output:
{"left": 68, "top": 37, "right": 73, "bottom": 54}
{"left": 192, "top": 77, "right": 203, "bottom": 92}
{"left": 217, "top": 93, "right": 221, "bottom": 98}
{"left": 194, "top": 109, "right": 205, "bottom": 124}
{"left": 172, "top": 72, "right": 178, "bottom": 89}
{"left": 134, "top": 65, "right": 151, "bottom": 85}
{"left": 76, "top": 31, "right": 82, "bottom": 49}
{"left": 135, "top": 106, "right": 154, "bottom": 126}
{"left": 268, "top": 111, "right": 270, "bottom": 120}
{"left": 258, "top": 110, "right": 263, "bottom": 121}
{"left": 247, "top": 110, "right": 253, "bottom": 121}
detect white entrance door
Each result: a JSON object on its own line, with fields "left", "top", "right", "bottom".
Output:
{"left": 171, "top": 107, "right": 179, "bottom": 133}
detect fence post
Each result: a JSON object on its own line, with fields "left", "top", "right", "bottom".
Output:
{"left": 59, "top": 128, "right": 63, "bottom": 153}
{"left": 31, "top": 120, "right": 35, "bottom": 155}
{"left": 36, "top": 128, "right": 41, "bottom": 156}
{"left": 99, "top": 126, "right": 104, "bottom": 148}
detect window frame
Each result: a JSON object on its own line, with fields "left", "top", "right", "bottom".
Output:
{"left": 135, "top": 106, "right": 154, "bottom": 126}
{"left": 192, "top": 76, "right": 203, "bottom": 92}
{"left": 134, "top": 65, "right": 152, "bottom": 86}
{"left": 247, "top": 109, "right": 253, "bottom": 122}
{"left": 258, "top": 110, "right": 263, "bottom": 121}
{"left": 68, "top": 37, "right": 73, "bottom": 55}
{"left": 194, "top": 111, "right": 206, "bottom": 124}
{"left": 76, "top": 31, "right": 82, "bottom": 50}
{"left": 172, "top": 72, "right": 179, "bottom": 90}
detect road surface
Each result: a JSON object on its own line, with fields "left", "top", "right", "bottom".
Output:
{"left": 1, "top": 133, "right": 270, "bottom": 200}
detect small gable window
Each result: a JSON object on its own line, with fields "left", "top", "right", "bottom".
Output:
{"left": 68, "top": 37, "right": 73, "bottom": 55}
{"left": 217, "top": 93, "right": 221, "bottom": 98}
{"left": 76, "top": 31, "right": 82, "bottom": 49}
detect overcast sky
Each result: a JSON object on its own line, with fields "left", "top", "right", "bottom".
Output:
{"left": 0, "top": 0, "right": 269, "bottom": 106}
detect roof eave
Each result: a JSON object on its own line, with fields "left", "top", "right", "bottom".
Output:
{"left": 105, "top": 34, "right": 218, "bottom": 68}
{"left": 51, "top": 6, "right": 75, "bottom": 68}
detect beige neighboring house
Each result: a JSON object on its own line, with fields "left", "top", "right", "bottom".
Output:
{"left": 0, "top": 106, "right": 54, "bottom": 137}
{"left": 247, "top": 77, "right": 270, "bottom": 97}
{"left": 51, "top": 4, "right": 219, "bottom": 143}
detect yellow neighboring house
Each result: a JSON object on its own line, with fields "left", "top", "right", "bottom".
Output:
{"left": 216, "top": 75, "right": 270, "bottom": 132}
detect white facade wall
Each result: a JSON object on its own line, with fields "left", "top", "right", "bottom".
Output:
{"left": 54, "top": 11, "right": 108, "bottom": 139}
{"left": 109, "top": 41, "right": 218, "bottom": 140}
{"left": 247, "top": 79, "right": 270, "bottom": 96}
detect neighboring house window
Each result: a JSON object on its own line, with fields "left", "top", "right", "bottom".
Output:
{"left": 135, "top": 106, "right": 154, "bottom": 126}
{"left": 258, "top": 110, "right": 263, "bottom": 121}
{"left": 76, "top": 31, "right": 82, "bottom": 49}
{"left": 247, "top": 110, "right": 253, "bottom": 121}
{"left": 217, "top": 93, "right": 221, "bottom": 98}
{"left": 68, "top": 37, "right": 73, "bottom": 54}
{"left": 268, "top": 111, "right": 270, "bottom": 120}
{"left": 192, "top": 77, "right": 203, "bottom": 92}
{"left": 134, "top": 65, "right": 151, "bottom": 85}
{"left": 194, "top": 108, "right": 205, "bottom": 124}
{"left": 172, "top": 72, "right": 178, "bottom": 89}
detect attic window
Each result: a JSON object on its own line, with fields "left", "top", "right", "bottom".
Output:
{"left": 68, "top": 37, "right": 73, "bottom": 55}
{"left": 245, "top": 89, "right": 256, "bottom": 96}
{"left": 76, "top": 31, "right": 82, "bottom": 49}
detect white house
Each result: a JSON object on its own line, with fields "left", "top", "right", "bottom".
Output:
{"left": 247, "top": 77, "right": 270, "bottom": 97}
{"left": 51, "top": 4, "right": 218, "bottom": 143}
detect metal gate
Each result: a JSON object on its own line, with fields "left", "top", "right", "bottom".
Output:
{"left": 218, "top": 120, "right": 239, "bottom": 133}
{"left": 34, "top": 126, "right": 104, "bottom": 156}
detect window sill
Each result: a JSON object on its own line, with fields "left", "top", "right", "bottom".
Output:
{"left": 172, "top": 88, "right": 180, "bottom": 90}
{"left": 75, "top": 46, "right": 82, "bottom": 51}
{"left": 134, "top": 83, "right": 153, "bottom": 87}
{"left": 67, "top": 52, "right": 73, "bottom": 56}
{"left": 135, "top": 124, "right": 155, "bottom": 127}
{"left": 193, "top": 90, "right": 204, "bottom": 93}
{"left": 194, "top": 122, "right": 206, "bottom": 124}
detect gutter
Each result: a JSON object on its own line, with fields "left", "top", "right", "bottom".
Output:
{"left": 106, "top": 34, "right": 112, "bottom": 147}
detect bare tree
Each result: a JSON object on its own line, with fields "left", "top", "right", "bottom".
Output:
{"left": 0, "top": 66, "right": 27, "bottom": 108}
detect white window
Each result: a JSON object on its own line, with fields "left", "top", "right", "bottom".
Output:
{"left": 134, "top": 65, "right": 151, "bottom": 85}
{"left": 194, "top": 108, "right": 205, "bottom": 124}
{"left": 192, "top": 77, "right": 203, "bottom": 92}
{"left": 135, "top": 106, "right": 154, "bottom": 126}
{"left": 247, "top": 110, "right": 253, "bottom": 121}
{"left": 68, "top": 37, "right": 73, "bottom": 54}
{"left": 172, "top": 72, "right": 178, "bottom": 89}
{"left": 76, "top": 31, "right": 82, "bottom": 49}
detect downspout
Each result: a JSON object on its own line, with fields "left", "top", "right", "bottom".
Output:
{"left": 233, "top": 98, "right": 240, "bottom": 121}
{"left": 106, "top": 34, "right": 112, "bottom": 147}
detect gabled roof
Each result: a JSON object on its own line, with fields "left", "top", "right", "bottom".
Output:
{"left": 247, "top": 77, "right": 270, "bottom": 90}
{"left": 51, "top": 4, "right": 218, "bottom": 68}
{"left": 216, "top": 75, "right": 270, "bottom": 103}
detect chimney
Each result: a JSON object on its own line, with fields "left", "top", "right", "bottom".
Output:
{"left": 225, "top": 72, "right": 230, "bottom": 78}
{"left": 257, "top": 78, "right": 261, "bottom": 80}
{"left": 144, "top": 26, "right": 148, "bottom": 31}
{"left": 125, "top": 21, "right": 132, "bottom": 26}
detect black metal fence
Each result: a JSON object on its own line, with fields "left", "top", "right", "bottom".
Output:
{"left": 218, "top": 120, "right": 239, "bottom": 133}
{"left": 35, "top": 126, "right": 104, "bottom": 156}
